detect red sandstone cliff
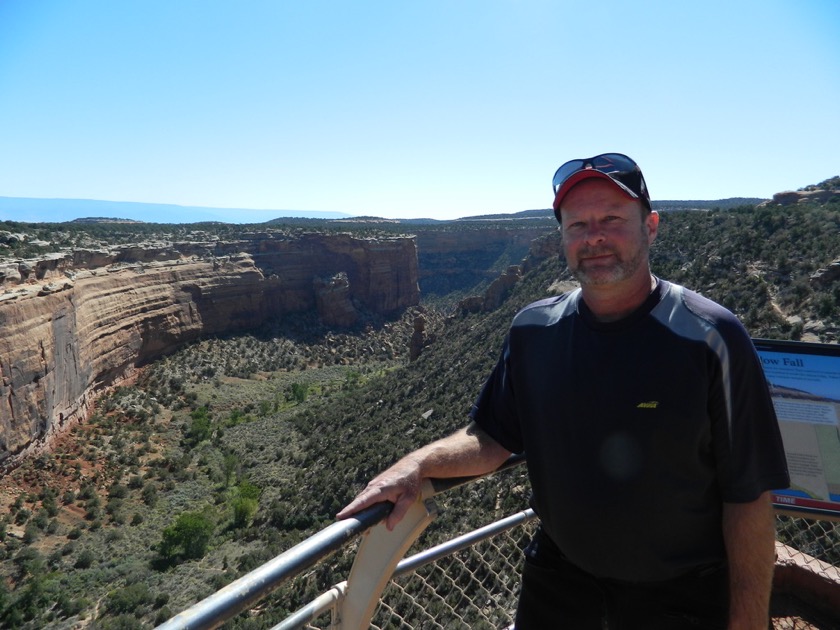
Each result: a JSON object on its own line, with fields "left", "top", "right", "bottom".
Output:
{"left": 0, "top": 233, "right": 419, "bottom": 462}
{"left": 0, "top": 224, "right": 556, "bottom": 463}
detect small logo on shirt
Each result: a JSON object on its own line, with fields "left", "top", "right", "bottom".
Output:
{"left": 636, "top": 401, "right": 659, "bottom": 409}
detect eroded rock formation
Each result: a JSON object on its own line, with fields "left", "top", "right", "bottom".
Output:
{"left": 0, "top": 233, "right": 419, "bottom": 462}
{"left": 810, "top": 259, "right": 840, "bottom": 288}
{"left": 314, "top": 272, "right": 359, "bottom": 327}
{"left": 409, "top": 314, "right": 426, "bottom": 361}
{"left": 456, "top": 230, "right": 563, "bottom": 314}
{"left": 770, "top": 189, "right": 840, "bottom": 205}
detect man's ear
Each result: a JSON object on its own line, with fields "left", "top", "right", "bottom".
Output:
{"left": 646, "top": 210, "right": 660, "bottom": 244}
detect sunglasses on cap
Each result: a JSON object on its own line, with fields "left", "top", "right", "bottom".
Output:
{"left": 551, "top": 153, "right": 651, "bottom": 214}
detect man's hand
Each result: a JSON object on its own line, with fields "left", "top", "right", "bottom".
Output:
{"left": 337, "top": 422, "right": 511, "bottom": 531}
{"left": 337, "top": 457, "right": 423, "bottom": 531}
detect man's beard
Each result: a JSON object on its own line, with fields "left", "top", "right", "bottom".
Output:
{"left": 570, "top": 241, "right": 649, "bottom": 286}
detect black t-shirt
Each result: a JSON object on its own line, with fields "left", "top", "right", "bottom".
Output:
{"left": 470, "top": 279, "right": 790, "bottom": 581}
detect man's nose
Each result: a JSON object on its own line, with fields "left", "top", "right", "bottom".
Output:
{"left": 583, "top": 221, "right": 605, "bottom": 244}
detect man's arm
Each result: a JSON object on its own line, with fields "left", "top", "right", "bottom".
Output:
{"left": 337, "top": 421, "right": 511, "bottom": 531}
{"left": 722, "top": 490, "right": 776, "bottom": 630}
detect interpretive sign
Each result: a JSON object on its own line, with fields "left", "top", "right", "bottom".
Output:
{"left": 753, "top": 339, "right": 840, "bottom": 518}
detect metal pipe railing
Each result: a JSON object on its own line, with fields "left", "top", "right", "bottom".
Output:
{"left": 391, "top": 507, "right": 535, "bottom": 580}
{"left": 158, "top": 454, "right": 528, "bottom": 630}
{"left": 156, "top": 502, "right": 392, "bottom": 630}
{"left": 272, "top": 507, "right": 537, "bottom": 630}
{"left": 270, "top": 582, "right": 347, "bottom": 630}
{"left": 158, "top": 448, "right": 840, "bottom": 629}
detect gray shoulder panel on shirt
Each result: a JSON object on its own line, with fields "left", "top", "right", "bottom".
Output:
{"left": 512, "top": 290, "right": 580, "bottom": 328}
{"left": 651, "top": 282, "right": 734, "bottom": 434}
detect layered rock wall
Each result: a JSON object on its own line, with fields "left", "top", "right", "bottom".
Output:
{"left": 0, "top": 225, "right": 554, "bottom": 463}
{"left": 0, "top": 233, "right": 419, "bottom": 462}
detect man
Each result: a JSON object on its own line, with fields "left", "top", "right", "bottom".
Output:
{"left": 338, "top": 153, "right": 790, "bottom": 629}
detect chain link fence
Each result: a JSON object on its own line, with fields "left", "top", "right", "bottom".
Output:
{"left": 289, "top": 511, "right": 838, "bottom": 630}
{"left": 370, "top": 518, "right": 536, "bottom": 630}
{"left": 776, "top": 514, "right": 840, "bottom": 568}
{"left": 772, "top": 514, "right": 840, "bottom": 629}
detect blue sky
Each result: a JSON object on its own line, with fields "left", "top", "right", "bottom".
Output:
{"left": 0, "top": 0, "right": 838, "bottom": 221}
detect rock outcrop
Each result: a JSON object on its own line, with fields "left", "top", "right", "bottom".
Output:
{"left": 0, "top": 232, "right": 419, "bottom": 463}
{"left": 456, "top": 230, "right": 564, "bottom": 314}
{"left": 457, "top": 266, "right": 523, "bottom": 314}
{"left": 314, "top": 272, "right": 359, "bottom": 328}
{"left": 769, "top": 190, "right": 840, "bottom": 205}
{"left": 409, "top": 314, "right": 426, "bottom": 361}
{"left": 810, "top": 259, "right": 840, "bottom": 288}
{"left": 1, "top": 233, "right": 420, "bottom": 314}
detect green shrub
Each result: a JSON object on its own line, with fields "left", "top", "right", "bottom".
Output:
{"left": 13, "top": 547, "right": 44, "bottom": 578}
{"left": 22, "top": 523, "right": 39, "bottom": 544}
{"left": 77, "top": 483, "right": 96, "bottom": 501}
{"left": 14, "top": 508, "right": 31, "bottom": 525}
{"left": 42, "top": 494, "right": 59, "bottom": 518}
{"left": 158, "top": 510, "right": 214, "bottom": 561}
{"left": 141, "top": 483, "right": 158, "bottom": 506}
{"left": 238, "top": 480, "right": 261, "bottom": 501}
{"left": 222, "top": 454, "right": 239, "bottom": 486}
{"left": 289, "top": 382, "right": 308, "bottom": 403}
{"left": 186, "top": 407, "right": 212, "bottom": 446}
{"left": 231, "top": 497, "right": 258, "bottom": 529}
{"left": 58, "top": 594, "right": 89, "bottom": 618}
{"left": 108, "top": 484, "right": 129, "bottom": 499}
{"left": 104, "top": 582, "right": 152, "bottom": 615}
{"left": 99, "top": 613, "right": 146, "bottom": 629}
{"left": 75, "top": 549, "right": 95, "bottom": 569}
{"left": 154, "top": 606, "right": 173, "bottom": 626}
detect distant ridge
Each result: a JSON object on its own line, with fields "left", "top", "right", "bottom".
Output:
{"left": 71, "top": 217, "right": 145, "bottom": 224}
{"left": 0, "top": 196, "right": 769, "bottom": 226}
{"left": 653, "top": 198, "right": 765, "bottom": 211}
{"left": 457, "top": 198, "right": 768, "bottom": 221}
{"left": 0, "top": 197, "right": 350, "bottom": 224}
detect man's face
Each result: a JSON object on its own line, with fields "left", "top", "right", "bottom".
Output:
{"left": 559, "top": 179, "right": 659, "bottom": 287}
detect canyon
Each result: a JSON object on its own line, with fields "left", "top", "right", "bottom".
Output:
{"left": 0, "top": 223, "right": 553, "bottom": 463}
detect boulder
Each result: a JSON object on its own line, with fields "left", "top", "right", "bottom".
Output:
{"left": 810, "top": 259, "right": 840, "bottom": 288}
